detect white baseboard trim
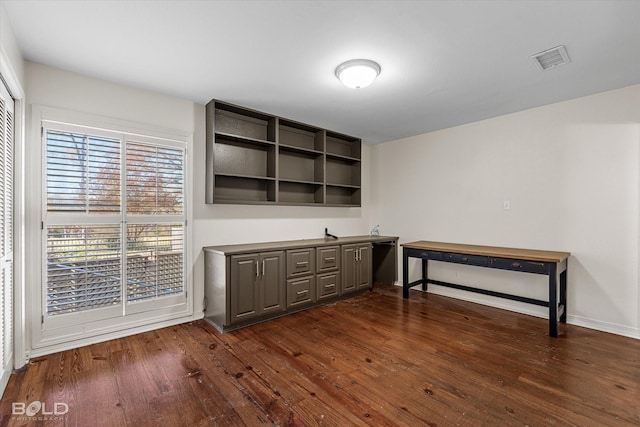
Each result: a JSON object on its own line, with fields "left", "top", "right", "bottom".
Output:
{"left": 566, "top": 315, "right": 640, "bottom": 339}
{"left": 27, "top": 312, "right": 205, "bottom": 361}
{"left": 395, "top": 282, "right": 639, "bottom": 340}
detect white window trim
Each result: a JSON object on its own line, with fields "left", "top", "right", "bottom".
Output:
{"left": 27, "top": 105, "right": 194, "bottom": 357}
{"left": 0, "top": 76, "right": 15, "bottom": 395}
{"left": 1, "top": 49, "right": 27, "bottom": 372}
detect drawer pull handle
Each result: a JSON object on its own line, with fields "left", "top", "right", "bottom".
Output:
{"left": 296, "top": 290, "right": 309, "bottom": 295}
{"left": 325, "top": 284, "right": 335, "bottom": 288}
{"left": 512, "top": 262, "right": 521, "bottom": 268}
{"left": 296, "top": 261, "right": 308, "bottom": 267}
{"left": 462, "top": 257, "right": 468, "bottom": 262}
{"left": 324, "top": 257, "right": 335, "bottom": 262}
{"left": 531, "top": 262, "right": 545, "bottom": 267}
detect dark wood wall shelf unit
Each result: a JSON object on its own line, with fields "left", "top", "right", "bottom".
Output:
{"left": 204, "top": 235, "right": 398, "bottom": 332}
{"left": 206, "top": 100, "right": 362, "bottom": 206}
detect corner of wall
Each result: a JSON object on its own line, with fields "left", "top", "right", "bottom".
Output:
{"left": 0, "top": 1, "right": 26, "bottom": 95}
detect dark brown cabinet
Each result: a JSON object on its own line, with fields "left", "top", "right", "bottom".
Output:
{"left": 342, "top": 243, "right": 371, "bottom": 294}
{"left": 204, "top": 236, "right": 397, "bottom": 332}
{"left": 229, "top": 251, "right": 285, "bottom": 323}
{"left": 206, "top": 100, "right": 361, "bottom": 206}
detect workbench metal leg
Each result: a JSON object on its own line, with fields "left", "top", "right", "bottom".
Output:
{"left": 560, "top": 268, "right": 567, "bottom": 323}
{"left": 422, "top": 259, "right": 428, "bottom": 291}
{"left": 402, "top": 248, "right": 409, "bottom": 299}
{"left": 548, "top": 263, "right": 558, "bottom": 337}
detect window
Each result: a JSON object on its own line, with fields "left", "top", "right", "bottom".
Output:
{"left": 41, "top": 118, "right": 188, "bottom": 336}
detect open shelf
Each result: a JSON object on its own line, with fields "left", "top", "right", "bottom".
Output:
{"left": 326, "top": 131, "right": 361, "bottom": 159}
{"left": 279, "top": 120, "right": 324, "bottom": 152}
{"left": 206, "top": 100, "right": 361, "bottom": 206}
{"left": 278, "top": 149, "right": 323, "bottom": 184}
{"left": 214, "top": 135, "right": 276, "bottom": 179}
{"left": 213, "top": 175, "right": 276, "bottom": 204}
{"left": 326, "top": 157, "right": 361, "bottom": 187}
{"left": 326, "top": 185, "right": 361, "bottom": 206}
{"left": 214, "top": 102, "right": 276, "bottom": 142}
{"left": 278, "top": 181, "right": 324, "bottom": 205}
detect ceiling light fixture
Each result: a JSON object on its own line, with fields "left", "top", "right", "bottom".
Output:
{"left": 335, "top": 59, "right": 381, "bottom": 89}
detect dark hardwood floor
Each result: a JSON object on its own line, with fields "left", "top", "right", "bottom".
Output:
{"left": 2, "top": 284, "right": 639, "bottom": 426}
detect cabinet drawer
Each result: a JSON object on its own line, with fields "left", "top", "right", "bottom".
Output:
{"left": 491, "top": 257, "right": 549, "bottom": 274}
{"left": 287, "top": 249, "right": 315, "bottom": 278}
{"left": 317, "top": 272, "right": 340, "bottom": 300}
{"left": 287, "top": 277, "right": 315, "bottom": 308}
{"left": 442, "top": 252, "right": 489, "bottom": 267}
{"left": 317, "top": 246, "right": 340, "bottom": 273}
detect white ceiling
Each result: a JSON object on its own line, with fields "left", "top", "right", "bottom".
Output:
{"left": 4, "top": 0, "right": 640, "bottom": 144}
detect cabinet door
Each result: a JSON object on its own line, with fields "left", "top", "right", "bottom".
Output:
{"left": 260, "top": 251, "right": 285, "bottom": 314}
{"left": 342, "top": 244, "right": 357, "bottom": 294}
{"left": 357, "top": 244, "right": 371, "bottom": 290}
{"left": 230, "top": 254, "right": 260, "bottom": 322}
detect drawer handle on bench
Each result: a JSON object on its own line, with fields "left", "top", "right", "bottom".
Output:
{"left": 511, "top": 262, "right": 521, "bottom": 268}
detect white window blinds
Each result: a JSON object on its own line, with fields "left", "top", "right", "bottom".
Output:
{"left": 0, "top": 82, "right": 14, "bottom": 374}
{"left": 44, "top": 123, "right": 186, "bottom": 324}
{"left": 46, "top": 130, "right": 121, "bottom": 213}
{"left": 46, "top": 225, "right": 122, "bottom": 315}
{"left": 126, "top": 142, "right": 184, "bottom": 215}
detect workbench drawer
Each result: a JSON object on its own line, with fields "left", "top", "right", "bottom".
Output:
{"left": 409, "top": 249, "right": 443, "bottom": 260}
{"left": 491, "top": 257, "right": 549, "bottom": 274}
{"left": 443, "top": 252, "right": 489, "bottom": 267}
{"left": 287, "top": 249, "right": 315, "bottom": 278}
{"left": 317, "top": 246, "right": 340, "bottom": 273}
{"left": 287, "top": 277, "right": 315, "bottom": 308}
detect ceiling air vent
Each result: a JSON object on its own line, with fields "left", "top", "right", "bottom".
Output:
{"left": 530, "top": 45, "right": 570, "bottom": 71}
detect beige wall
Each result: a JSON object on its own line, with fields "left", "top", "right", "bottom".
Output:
{"left": 22, "top": 63, "right": 640, "bottom": 339}
{"left": 24, "top": 62, "right": 371, "bottom": 327}
{"left": 0, "top": 1, "right": 24, "bottom": 90}
{"left": 370, "top": 84, "right": 640, "bottom": 338}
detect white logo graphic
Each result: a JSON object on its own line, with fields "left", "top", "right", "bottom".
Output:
{"left": 12, "top": 401, "right": 69, "bottom": 417}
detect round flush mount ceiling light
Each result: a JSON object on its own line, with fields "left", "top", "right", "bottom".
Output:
{"left": 335, "top": 59, "right": 381, "bottom": 89}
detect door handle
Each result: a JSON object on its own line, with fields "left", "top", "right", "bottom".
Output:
{"left": 256, "top": 261, "right": 260, "bottom": 277}
{"left": 262, "top": 260, "right": 265, "bottom": 276}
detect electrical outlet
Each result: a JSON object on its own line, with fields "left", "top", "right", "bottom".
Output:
{"left": 503, "top": 200, "right": 511, "bottom": 211}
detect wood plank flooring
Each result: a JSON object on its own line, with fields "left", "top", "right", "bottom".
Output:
{"left": 2, "top": 284, "right": 639, "bottom": 426}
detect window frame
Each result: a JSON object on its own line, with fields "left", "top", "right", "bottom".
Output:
{"left": 0, "top": 80, "right": 14, "bottom": 387}
{"left": 30, "top": 106, "right": 193, "bottom": 351}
